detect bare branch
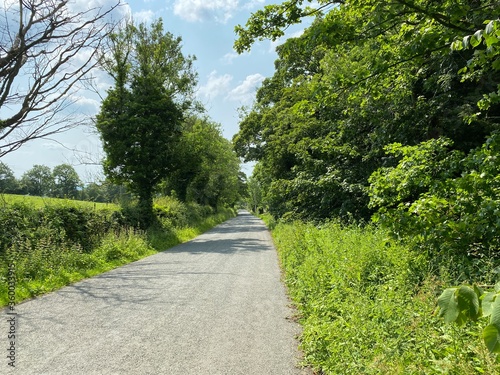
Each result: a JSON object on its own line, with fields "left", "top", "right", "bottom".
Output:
{"left": 0, "top": 0, "right": 123, "bottom": 157}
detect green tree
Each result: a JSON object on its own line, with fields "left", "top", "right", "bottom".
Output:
{"left": 52, "top": 164, "right": 81, "bottom": 199}
{"left": 0, "top": 162, "right": 18, "bottom": 193}
{"left": 233, "top": 1, "right": 500, "bottom": 221}
{"left": 163, "top": 116, "right": 241, "bottom": 208}
{"left": 20, "top": 165, "right": 53, "bottom": 196}
{"left": 246, "top": 176, "right": 263, "bottom": 213}
{"left": 96, "top": 19, "right": 197, "bottom": 225}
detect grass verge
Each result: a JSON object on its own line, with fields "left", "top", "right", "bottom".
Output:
{"left": 1, "top": 206, "right": 235, "bottom": 307}
{"left": 268, "top": 219, "right": 500, "bottom": 374}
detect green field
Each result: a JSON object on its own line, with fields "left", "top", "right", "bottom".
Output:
{"left": 0, "top": 193, "right": 119, "bottom": 210}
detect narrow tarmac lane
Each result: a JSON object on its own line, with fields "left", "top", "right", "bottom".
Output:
{"left": 2, "top": 211, "right": 309, "bottom": 375}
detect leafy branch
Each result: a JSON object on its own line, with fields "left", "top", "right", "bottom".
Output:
{"left": 438, "top": 283, "right": 500, "bottom": 354}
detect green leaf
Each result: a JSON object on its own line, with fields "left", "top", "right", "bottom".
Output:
{"left": 470, "top": 30, "right": 483, "bottom": 48}
{"left": 437, "top": 288, "right": 459, "bottom": 323}
{"left": 494, "top": 282, "right": 500, "bottom": 293}
{"left": 492, "top": 59, "right": 500, "bottom": 71}
{"left": 483, "top": 324, "right": 500, "bottom": 353}
{"left": 482, "top": 292, "right": 497, "bottom": 317}
{"left": 489, "top": 295, "right": 500, "bottom": 328}
{"left": 451, "top": 39, "right": 463, "bottom": 51}
{"left": 456, "top": 285, "right": 480, "bottom": 323}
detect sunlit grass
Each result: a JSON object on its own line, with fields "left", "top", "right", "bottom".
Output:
{"left": 0, "top": 193, "right": 119, "bottom": 211}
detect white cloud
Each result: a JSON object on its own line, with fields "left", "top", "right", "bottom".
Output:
{"left": 70, "top": 95, "right": 101, "bottom": 115}
{"left": 69, "top": 0, "right": 131, "bottom": 19}
{"left": 227, "top": 73, "right": 264, "bottom": 104}
{"left": 269, "top": 29, "right": 306, "bottom": 53}
{"left": 243, "top": 0, "right": 265, "bottom": 10}
{"left": 197, "top": 71, "right": 233, "bottom": 99}
{"left": 173, "top": 0, "right": 239, "bottom": 23}
{"left": 41, "top": 142, "right": 66, "bottom": 151}
{"left": 221, "top": 52, "right": 240, "bottom": 65}
{"left": 133, "top": 9, "right": 155, "bottom": 24}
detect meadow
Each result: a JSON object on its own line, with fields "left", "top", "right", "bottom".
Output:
{"left": 0, "top": 193, "right": 119, "bottom": 210}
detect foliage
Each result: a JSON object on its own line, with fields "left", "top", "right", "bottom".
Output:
{"left": 0, "top": 201, "right": 116, "bottom": 255}
{"left": 270, "top": 220, "right": 500, "bottom": 374}
{"left": 96, "top": 19, "right": 197, "bottom": 226}
{"left": 452, "top": 19, "right": 500, "bottom": 114}
{"left": 234, "top": 1, "right": 500, "bottom": 223}
{"left": 20, "top": 165, "right": 53, "bottom": 196}
{"left": 0, "top": 162, "right": 18, "bottom": 193}
{"left": 52, "top": 164, "right": 81, "bottom": 199}
{"left": 369, "top": 134, "right": 500, "bottom": 267}
{"left": 246, "top": 176, "right": 263, "bottom": 213}
{"left": 437, "top": 282, "right": 500, "bottom": 356}
{"left": 161, "top": 116, "right": 241, "bottom": 208}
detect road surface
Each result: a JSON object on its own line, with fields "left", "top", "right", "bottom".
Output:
{"left": 2, "top": 210, "right": 309, "bottom": 374}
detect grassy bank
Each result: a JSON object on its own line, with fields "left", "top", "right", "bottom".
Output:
{"left": 1, "top": 195, "right": 235, "bottom": 307}
{"left": 266, "top": 217, "right": 499, "bottom": 374}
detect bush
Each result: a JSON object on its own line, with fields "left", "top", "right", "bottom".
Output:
{"left": 93, "top": 230, "right": 153, "bottom": 262}
{"left": 0, "top": 202, "right": 116, "bottom": 255}
{"left": 368, "top": 133, "right": 500, "bottom": 282}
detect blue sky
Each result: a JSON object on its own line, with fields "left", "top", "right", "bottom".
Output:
{"left": 1, "top": 0, "right": 308, "bottom": 181}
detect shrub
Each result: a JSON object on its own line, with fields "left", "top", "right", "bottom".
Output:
{"left": 93, "top": 230, "right": 153, "bottom": 262}
{"left": 368, "top": 133, "right": 500, "bottom": 281}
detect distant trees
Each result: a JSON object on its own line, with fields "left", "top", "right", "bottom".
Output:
{"left": 52, "top": 164, "right": 81, "bottom": 199}
{"left": 0, "top": 0, "right": 121, "bottom": 157}
{"left": 0, "top": 162, "right": 18, "bottom": 193}
{"left": 0, "top": 161, "right": 132, "bottom": 202}
{"left": 161, "top": 116, "right": 241, "bottom": 208}
{"left": 20, "top": 165, "right": 53, "bottom": 196}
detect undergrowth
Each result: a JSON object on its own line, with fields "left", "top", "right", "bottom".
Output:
{"left": 269, "top": 220, "right": 500, "bottom": 374}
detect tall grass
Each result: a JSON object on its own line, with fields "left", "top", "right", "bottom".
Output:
{"left": 270, "top": 219, "right": 499, "bottom": 374}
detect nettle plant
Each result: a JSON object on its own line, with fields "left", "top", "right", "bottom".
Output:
{"left": 438, "top": 283, "right": 500, "bottom": 353}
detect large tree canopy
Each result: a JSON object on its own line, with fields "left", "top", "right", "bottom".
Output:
{"left": 96, "top": 19, "right": 197, "bottom": 224}
{"left": 233, "top": 0, "right": 500, "bottom": 221}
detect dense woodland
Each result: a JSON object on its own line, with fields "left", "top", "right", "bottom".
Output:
{"left": 233, "top": 1, "right": 500, "bottom": 372}
{"left": 234, "top": 0, "right": 500, "bottom": 261}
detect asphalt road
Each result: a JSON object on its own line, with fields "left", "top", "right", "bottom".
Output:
{"left": 2, "top": 210, "right": 309, "bottom": 375}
